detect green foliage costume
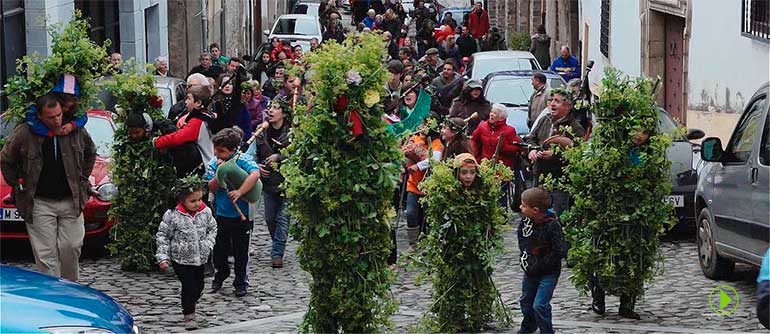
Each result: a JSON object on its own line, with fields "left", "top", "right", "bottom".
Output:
{"left": 281, "top": 34, "right": 402, "bottom": 333}
{"left": 106, "top": 68, "right": 176, "bottom": 271}
{"left": 416, "top": 159, "right": 512, "bottom": 332}
{"left": 4, "top": 11, "right": 109, "bottom": 122}
{"left": 556, "top": 68, "right": 675, "bottom": 316}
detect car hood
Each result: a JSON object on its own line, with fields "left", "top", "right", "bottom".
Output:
{"left": 0, "top": 265, "right": 133, "bottom": 333}
{"left": 667, "top": 141, "right": 697, "bottom": 190}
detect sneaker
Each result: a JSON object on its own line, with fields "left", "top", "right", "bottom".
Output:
{"left": 271, "top": 258, "right": 284, "bottom": 268}
{"left": 234, "top": 286, "right": 248, "bottom": 297}
{"left": 210, "top": 280, "right": 223, "bottom": 293}
{"left": 184, "top": 314, "right": 199, "bottom": 330}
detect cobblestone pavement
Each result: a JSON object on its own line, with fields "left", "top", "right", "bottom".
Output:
{"left": 3, "top": 207, "right": 765, "bottom": 333}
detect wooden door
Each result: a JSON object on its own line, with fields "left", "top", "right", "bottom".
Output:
{"left": 664, "top": 15, "right": 685, "bottom": 124}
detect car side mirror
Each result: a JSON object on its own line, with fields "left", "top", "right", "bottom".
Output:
{"left": 263, "top": 30, "right": 270, "bottom": 36}
{"left": 701, "top": 137, "right": 723, "bottom": 162}
{"left": 685, "top": 128, "right": 705, "bottom": 141}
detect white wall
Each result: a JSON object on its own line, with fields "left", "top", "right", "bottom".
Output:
{"left": 688, "top": 0, "right": 770, "bottom": 113}
{"left": 579, "top": 0, "right": 641, "bottom": 89}
{"left": 120, "top": 0, "right": 170, "bottom": 65}
{"left": 25, "top": 0, "right": 75, "bottom": 56}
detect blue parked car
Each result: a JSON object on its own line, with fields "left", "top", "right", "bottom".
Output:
{"left": 0, "top": 265, "right": 139, "bottom": 334}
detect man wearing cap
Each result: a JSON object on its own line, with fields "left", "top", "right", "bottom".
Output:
{"left": 420, "top": 48, "right": 444, "bottom": 79}
{"left": 1, "top": 93, "right": 97, "bottom": 282}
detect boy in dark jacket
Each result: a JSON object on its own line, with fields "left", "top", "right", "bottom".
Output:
{"left": 517, "top": 187, "right": 566, "bottom": 334}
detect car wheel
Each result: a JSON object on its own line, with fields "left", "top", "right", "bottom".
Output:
{"left": 696, "top": 208, "right": 734, "bottom": 279}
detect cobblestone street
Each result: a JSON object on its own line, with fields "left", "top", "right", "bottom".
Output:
{"left": 1, "top": 207, "right": 764, "bottom": 333}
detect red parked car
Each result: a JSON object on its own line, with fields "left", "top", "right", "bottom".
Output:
{"left": 0, "top": 109, "right": 117, "bottom": 243}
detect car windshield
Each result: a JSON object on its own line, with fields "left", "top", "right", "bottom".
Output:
{"left": 85, "top": 116, "right": 115, "bottom": 157}
{"left": 485, "top": 77, "right": 565, "bottom": 107}
{"left": 295, "top": 4, "right": 319, "bottom": 16}
{"left": 273, "top": 18, "right": 319, "bottom": 36}
{"left": 156, "top": 87, "right": 173, "bottom": 117}
{"left": 657, "top": 109, "right": 684, "bottom": 141}
{"left": 473, "top": 58, "right": 539, "bottom": 79}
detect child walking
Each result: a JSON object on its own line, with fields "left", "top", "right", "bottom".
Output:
{"left": 156, "top": 178, "right": 217, "bottom": 330}
{"left": 517, "top": 187, "right": 567, "bottom": 334}
{"left": 205, "top": 127, "right": 260, "bottom": 297}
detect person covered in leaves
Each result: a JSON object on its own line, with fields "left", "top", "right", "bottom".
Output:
{"left": 516, "top": 187, "right": 566, "bottom": 334}
{"left": 245, "top": 97, "right": 292, "bottom": 268}
{"left": 155, "top": 177, "right": 216, "bottom": 330}
{"left": 401, "top": 113, "right": 443, "bottom": 248}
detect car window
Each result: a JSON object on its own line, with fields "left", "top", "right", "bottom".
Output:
{"left": 85, "top": 117, "right": 115, "bottom": 157}
{"left": 726, "top": 96, "right": 765, "bottom": 164}
{"left": 761, "top": 111, "right": 770, "bottom": 166}
{"left": 656, "top": 109, "right": 684, "bottom": 140}
{"left": 485, "top": 77, "right": 563, "bottom": 107}
{"left": 273, "top": 18, "right": 319, "bottom": 36}
{"left": 473, "top": 58, "right": 537, "bottom": 79}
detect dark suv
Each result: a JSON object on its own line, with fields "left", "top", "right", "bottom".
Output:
{"left": 695, "top": 82, "right": 770, "bottom": 279}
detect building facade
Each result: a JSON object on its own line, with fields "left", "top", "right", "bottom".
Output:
{"left": 579, "top": 0, "right": 769, "bottom": 140}
{"left": 1, "top": 0, "right": 169, "bottom": 109}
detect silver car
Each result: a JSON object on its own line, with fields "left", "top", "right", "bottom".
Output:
{"left": 264, "top": 14, "right": 323, "bottom": 53}
{"left": 695, "top": 82, "right": 770, "bottom": 279}
{"left": 468, "top": 51, "right": 542, "bottom": 82}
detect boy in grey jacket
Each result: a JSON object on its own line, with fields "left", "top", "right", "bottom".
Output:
{"left": 156, "top": 178, "right": 217, "bottom": 330}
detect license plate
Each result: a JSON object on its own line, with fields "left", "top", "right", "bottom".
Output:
{"left": 1, "top": 208, "right": 24, "bottom": 222}
{"left": 665, "top": 195, "right": 685, "bottom": 208}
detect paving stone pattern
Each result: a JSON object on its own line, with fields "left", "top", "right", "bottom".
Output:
{"left": 2, "top": 208, "right": 764, "bottom": 333}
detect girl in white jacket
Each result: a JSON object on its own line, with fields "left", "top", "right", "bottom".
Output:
{"left": 156, "top": 179, "right": 217, "bottom": 330}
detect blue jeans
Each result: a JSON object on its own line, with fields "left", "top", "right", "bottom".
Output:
{"left": 406, "top": 192, "right": 425, "bottom": 231}
{"left": 519, "top": 273, "right": 559, "bottom": 334}
{"left": 263, "top": 191, "right": 289, "bottom": 259}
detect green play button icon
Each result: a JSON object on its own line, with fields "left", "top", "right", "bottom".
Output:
{"left": 709, "top": 285, "right": 739, "bottom": 315}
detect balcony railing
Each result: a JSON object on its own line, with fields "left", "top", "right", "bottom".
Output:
{"left": 742, "top": 0, "right": 770, "bottom": 42}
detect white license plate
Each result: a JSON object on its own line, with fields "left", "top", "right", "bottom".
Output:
{"left": 1, "top": 208, "right": 24, "bottom": 222}
{"left": 665, "top": 195, "right": 685, "bottom": 208}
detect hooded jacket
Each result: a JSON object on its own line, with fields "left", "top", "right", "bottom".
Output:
{"left": 449, "top": 95, "right": 491, "bottom": 135}
{"left": 154, "top": 108, "right": 215, "bottom": 174}
{"left": 517, "top": 210, "right": 566, "bottom": 277}
{"left": 155, "top": 203, "right": 217, "bottom": 266}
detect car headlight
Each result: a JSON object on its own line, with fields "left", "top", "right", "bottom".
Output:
{"left": 41, "top": 327, "right": 115, "bottom": 334}
{"left": 96, "top": 182, "right": 118, "bottom": 202}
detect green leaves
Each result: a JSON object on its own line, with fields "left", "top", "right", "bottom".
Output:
{"left": 106, "top": 65, "right": 175, "bottom": 272}
{"left": 412, "top": 160, "right": 512, "bottom": 332}
{"left": 282, "top": 33, "right": 400, "bottom": 333}
{"left": 552, "top": 67, "right": 676, "bottom": 298}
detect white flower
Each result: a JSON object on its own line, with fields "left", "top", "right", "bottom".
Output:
{"left": 346, "top": 70, "right": 362, "bottom": 85}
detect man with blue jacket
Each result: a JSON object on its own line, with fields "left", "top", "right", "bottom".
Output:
{"left": 549, "top": 46, "right": 581, "bottom": 82}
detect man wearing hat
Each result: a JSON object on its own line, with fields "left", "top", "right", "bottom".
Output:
{"left": 420, "top": 48, "right": 444, "bottom": 79}
{"left": 1, "top": 93, "right": 97, "bottom": 282}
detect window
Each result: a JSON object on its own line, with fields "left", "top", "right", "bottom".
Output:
{"left": 726, "top": 96, "right": 766, "bottom": 164}
{"left": 600, "top": 0, "right": 610, "bottom": 57}
{"left": 1, "top": 0, "right": 26, "bottom": 111}
{"left": 75, "top": 0, "right": 120, "bottom": 52}
{"left": 742, "top": 0, "right": 770, "bottom": 41}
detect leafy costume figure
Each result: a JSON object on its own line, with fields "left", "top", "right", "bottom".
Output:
{"left": 107, "top": 66, "right": 177, "bottom": 271}
{"left": 4, "top": 11, "right": 109, "bottom": 123}
{"left": 555, "top": 68, "right": 675, "bottom": 318}
{"left": 416, "top": 154, "right": 512, "bottom": 332}
{"left": 281, "top": 33, "right": 402, "bottom": 333}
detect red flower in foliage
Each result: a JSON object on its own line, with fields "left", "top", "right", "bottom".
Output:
{"left": 149, "top": 95, "right": 164, "bottom": 108}
{"left": 334, "top": 95, "right": 348, "bottom": 112}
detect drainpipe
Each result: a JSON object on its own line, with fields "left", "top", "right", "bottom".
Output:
{"left": 201, "top": 0, "right": 208, "bottom": 52}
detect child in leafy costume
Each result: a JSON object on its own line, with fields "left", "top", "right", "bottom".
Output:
{"left": 417, "top": 154, "right": 511, "bottom": 332}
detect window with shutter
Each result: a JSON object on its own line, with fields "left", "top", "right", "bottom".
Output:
{"left": 742, "top": 0, "right": 770, "bottom": 42}
{"left": 600, "top": 0, "right": 610, "bottom": 58}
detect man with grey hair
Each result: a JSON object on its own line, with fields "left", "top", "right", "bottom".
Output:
{"left": 188, "top": 52, "right": 223, "bottom": 80}
{"left": 154, "top": 56, "right": 170, "bottom": 77}
{"left": 471, "top": 102, "right": 525, "bottom": 207}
